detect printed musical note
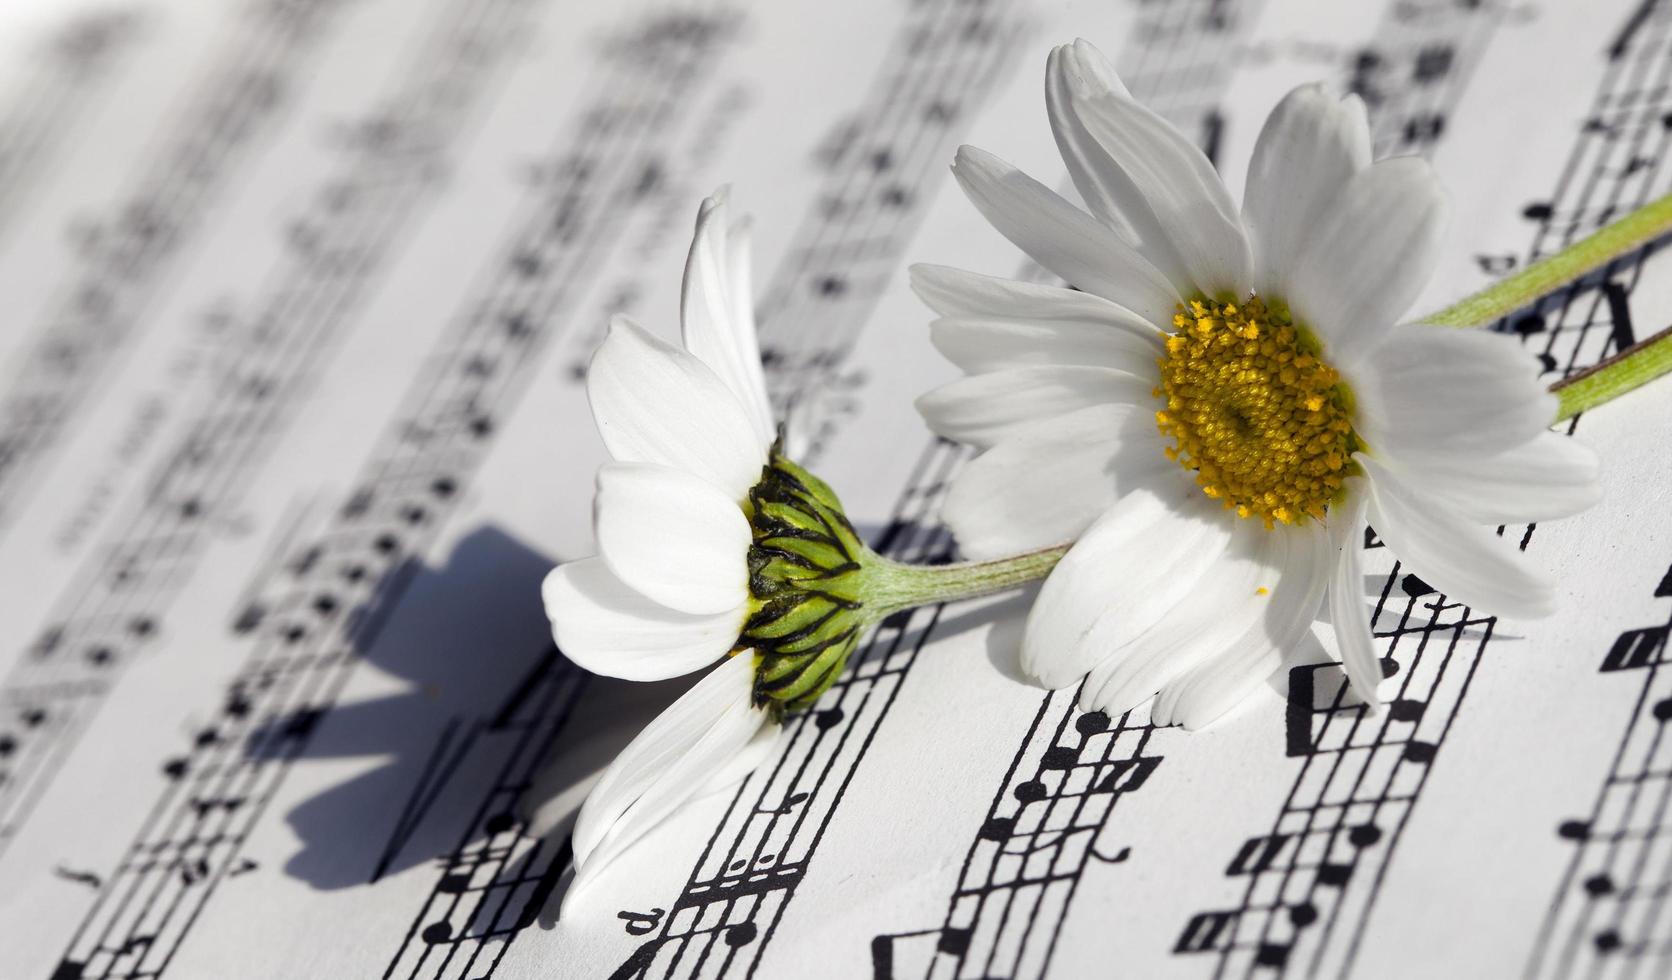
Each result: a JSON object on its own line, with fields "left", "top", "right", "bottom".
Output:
{"left": 618, "top": 908, "right": 665, "bottom": 936}
{"left": 1531, "top": 562, "right": 1672, "bottom": 975}
{"left": 51, "top": 866, "right": 102, "bottom": 890}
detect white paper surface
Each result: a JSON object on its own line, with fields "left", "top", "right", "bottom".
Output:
{"left": 0, "top": 0, "right": 1669, "bottom": 977}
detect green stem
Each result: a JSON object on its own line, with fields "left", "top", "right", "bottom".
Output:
{"left": 1422, "top": 190, "right": 1672, "bottom": 328}
{"left": 860, "top": 543, "right": 1069, "bottom": 620}
{"left": 1551, "top": 323, "right": 1672, "bottom": 421}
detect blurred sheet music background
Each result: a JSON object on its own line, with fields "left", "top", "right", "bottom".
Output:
{"left": 0, "top": 0, "right": 1669, "bottom": 977}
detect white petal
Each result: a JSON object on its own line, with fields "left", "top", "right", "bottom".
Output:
{"left": 1054, "top": 36, "right": 1131, "bottom": 98}
{"left": 950, "top": 145, "right": 1183, "bottom": 324}
{"left": 1082, "top": 519, "right": 1285, "bottom": 718}
{"left": 565, "top": 653, "right": 769, "bottom": 910}
{"left": 1021, "top": 478, "right": 1235, "bottom": 688}
{"left": 916, "top": 365, "right": 1153, "bottom": 451}
{"left": 779, "top": 401, "right": 812, "bottom": 461}
{"left": 1052, "top": 39, "right": 1253, "bottom": 297}
{"left": 910, "top": 263, "right": 1164, "bottom": 332}
{"left": 1242, "top": 84, "right": 1371, "bottom": 297}
{"left": 588, "top": 316, "right": 768, "bottom": 501}
{"left": 544, "top": 558, "right": 743, "bottom": 681}
{"left": 695, "top": 719, "right": 782, "bottom": 799}
{"left": 1325, "top": 482, "right": 1382, "bottom": 706}
{"left": 1385, "top": 431, "right": 1599, "bottom": 526}
{"left": 911, "top": 266, "right": 1164, "bottom": 375}
{"left": 569, "top": 651, "right": 752, "bottom": 866}
{"left": 1361, "top": 454, "right": 1556, "bottom": 619}
{"left": 1152, "top": 520, "right": 1332, "bottom": 730}
{"left": 943, "top": 403, "right": 1171, "bottom": 559}
{"left": 594, "top": 462, "right": 751, "bottom": 615}
{"left": 1287, "top": 158, "right": 1447, "bottom": 369}
{"left": 681, "top": 192, "right": 775, "bottom": 447}
{"left": 728, "top": 215, "right": 759, "bottom": 344}
{"left": 1045, "top": 42, "right": 1193, "bottom": 292}
{"left": 1353, "top": 324, "right": 1557, "bottom": 459}
{"left": 930, "top": 315, "right": 1161, "bottom": 376}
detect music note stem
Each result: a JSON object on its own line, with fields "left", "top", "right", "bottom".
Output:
{"left": 1421, "top": 189, "right": 1672, "bottom": 328}
{"left": 1551, "top": 323, "right": 1672, "bottom": 421}
{"left": 860, "top": 544, "right": 1068, "bottom": 621}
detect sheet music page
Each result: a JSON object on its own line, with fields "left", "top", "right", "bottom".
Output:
{"left": 0, "top": 0, "right": 1668, "bottom": 977}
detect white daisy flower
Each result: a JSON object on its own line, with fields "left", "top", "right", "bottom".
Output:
{"left": 532, "top": 191, "right": 819, "bottom": 905}
{"left": 916, "top": 39, "right": 1602, "bottom": 729}
{"left": 534, "top": 190, "right": 948, "bottom": 908}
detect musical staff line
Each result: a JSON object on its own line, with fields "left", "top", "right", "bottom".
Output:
{"left": 872, "top": 694, "right": 1159, "bottom": 980}
{"left": 381, "top": 647, "right": 588, "bottom": 980}
{"left": 47, "top": 10, "right": 738, "bottom": 979}
{"left": 1531, "top": 577, "right": 1672, "bottom": 965}
{"left": 0, "top": 9, "right": 143, "bottom": 245}
{"left": 0, "top": 0, "right": 546, "bottom": 867}
{"left": 0, "top": 0, "right": 362, "bottom": 536}
{"left": 747, "top": 0, "right": 1028, "bottom": 456}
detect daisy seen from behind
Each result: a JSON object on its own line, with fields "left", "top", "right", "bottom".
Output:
{"left": 529, "top": 189, "right": 1056, "bottom": 909}
{"left": 532, "top": 191, "right": 851, "bottom": 907}
{"left": 915, "top": 39, "right": 1602, "bottom": 729}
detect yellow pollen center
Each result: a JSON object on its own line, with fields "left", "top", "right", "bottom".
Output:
{"left": 1154, "top": 296, "right": 1356, "bottom": 528}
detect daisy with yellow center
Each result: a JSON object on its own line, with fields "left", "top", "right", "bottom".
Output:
{"left": 915, "top": 39, "right": 1604, "bottom": 728}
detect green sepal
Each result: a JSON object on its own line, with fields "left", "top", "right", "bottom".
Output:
{"left": 736, "top": 451, "right": 869, "bottom": 715}
{"left": 756, "top": 631, "right": 860, "bottom": 710}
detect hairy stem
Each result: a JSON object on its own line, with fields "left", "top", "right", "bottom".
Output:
{"left": 1551, "top": 323, "right": 1672, "bottom": 421}
{"left": 860, "top": 544, "right": 1069, "bottom": 621}
{"left": 1423, "top": 190, "right": 1672, "bottom": 328}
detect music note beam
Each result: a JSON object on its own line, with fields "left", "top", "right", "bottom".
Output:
{"left": 48, "top": 12, "right": 738, "bottom": 980}
{"left": 0, "top": 0, "right": 360, "bottom": 536}
{"left": 0, "top": 0, "right": 543, "bottom": 866}
{"left": 873, "top": 697, "right": 1159, "bottom": 980}
{"left": 1173, "top": 574, "right": 1497, "bottom": 978}
{"left": 1178, "top": 2, "right": 1672, "bottom": 977}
